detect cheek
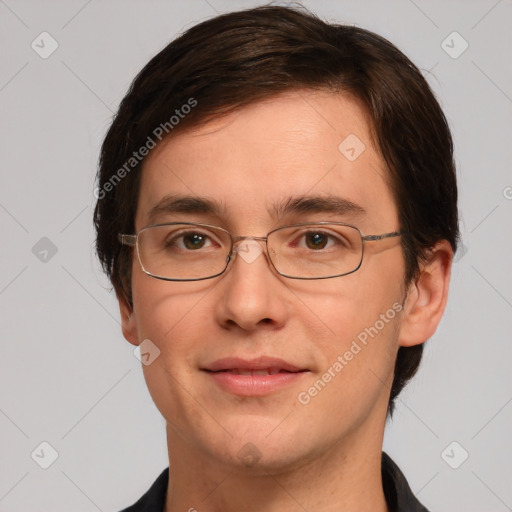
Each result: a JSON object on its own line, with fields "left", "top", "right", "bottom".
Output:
{"left": 298, "top": 263, "right": 403, "bottom": 400}
{"left": 132, "top": 272, "right": 214, "bottom": 343}
{"left": 132, "top": 278, "right": 217, "bottom": 424}
{"left": 297, "top": 288, "right": 401, "bottom": 428}
{"left": 314, "top": 286, "right": 401, "bottom": 376}
{"left": 299, "top": 259, "right": 403, "bottom": 340}
{"left": 131, "top": 276, "right": 215, "bottom": 398}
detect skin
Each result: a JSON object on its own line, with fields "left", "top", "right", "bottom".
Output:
{"left": 119, "top": 90, "right": 452, "bottom": 512}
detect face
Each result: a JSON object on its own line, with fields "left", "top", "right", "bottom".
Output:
{"left": 122, "top": 90, "right": 411, "bottom": 472}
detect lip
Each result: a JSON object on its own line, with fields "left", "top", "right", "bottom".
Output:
{"left": 201, "top": 356, "right": 309, "bottom": 396}
{"left": 203, "top": 356, "right": 305, "bottom": 373}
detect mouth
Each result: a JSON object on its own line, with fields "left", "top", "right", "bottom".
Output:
{"left": 201, "top": 356, "right": 309, "bottom": 396}
{"left": 206, "top": 368, "right": 303, "bottom": 376}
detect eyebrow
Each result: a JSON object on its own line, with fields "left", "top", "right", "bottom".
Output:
{"left": 147, "top": 194, "right": 225, "bottom": 224}
{"left": 272, "top": 195, "right": 366, "bottom": 219}
{"left": 146, "top": 193, "right": 366, "bottom": 225}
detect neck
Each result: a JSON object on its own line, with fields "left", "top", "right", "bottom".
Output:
{"left": 163, "top": 414, "right": 389, "bottom": 512}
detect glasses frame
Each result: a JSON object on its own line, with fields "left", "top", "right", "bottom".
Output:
{"left": 118, "top": 221, "right": 402, "bottom": 281}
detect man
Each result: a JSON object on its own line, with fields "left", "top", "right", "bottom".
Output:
{"left": 94, "top": 5, "right": 458, "bottom": 511}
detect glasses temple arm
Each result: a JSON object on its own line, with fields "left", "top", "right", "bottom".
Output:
{"left": 362, "top": 231, "right": 402, "bottom": 242}
{"left": 118, "top": 234, "right": 137, "bottom": 246}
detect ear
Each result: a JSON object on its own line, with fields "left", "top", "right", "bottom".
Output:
{"left": 117, "top": 289, "right": 139, "bottom": 346}
{"left": 398, "top": 240, "right": 453, "bottom": 347}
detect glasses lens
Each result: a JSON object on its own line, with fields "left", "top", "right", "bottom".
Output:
{"left": 137, "top": 224, "right": 231, "bottom": 280}
{"left": 268, "top": 224, "right": 363, "bottom": 278}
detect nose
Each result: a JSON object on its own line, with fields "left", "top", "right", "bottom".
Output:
{"left": 214, "top": 237, "right": 289, "bottom": 332}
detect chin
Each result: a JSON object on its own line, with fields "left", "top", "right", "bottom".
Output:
{"left": 201, "top": 420, "right": 319, "bottom": 473}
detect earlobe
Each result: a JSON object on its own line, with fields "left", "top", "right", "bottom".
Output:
{"left": 398, "top": 241, "right": 453, "bottom": 348}
{"left": 118, "top": 290, "right": 139, "bottom": 346}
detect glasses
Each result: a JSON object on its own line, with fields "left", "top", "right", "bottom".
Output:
{"left": 118, "top": 222, "right": 402, "bottom": 281}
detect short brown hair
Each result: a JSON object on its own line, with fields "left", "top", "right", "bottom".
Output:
{"left": 94, "top": 4, "right": 458, "bottom": 415}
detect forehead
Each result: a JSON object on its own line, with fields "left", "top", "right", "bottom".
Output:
{"left": 136, "top": 90, "right": 398, "bottom": 232}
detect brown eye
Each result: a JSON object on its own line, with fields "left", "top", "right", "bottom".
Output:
{"left": 305, "top": 232, "right": 329, "bottom": 250}
{"left": 183, "top": 233, "right": 206, "bottom": 250}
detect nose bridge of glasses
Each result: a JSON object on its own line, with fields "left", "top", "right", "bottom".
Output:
{"left": 231, "top": 235, "right": 268, "bottom": 243}
{"left": 229, "top": 235, "right": 270, "bottom": 266}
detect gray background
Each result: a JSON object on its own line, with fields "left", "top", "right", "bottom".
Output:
{"left": 1, "top": 0, "right": 511, "bottom": 510}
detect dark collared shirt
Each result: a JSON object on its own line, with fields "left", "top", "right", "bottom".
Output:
{"left": 119, "top": 452, "right": 429, "bottom": 512}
